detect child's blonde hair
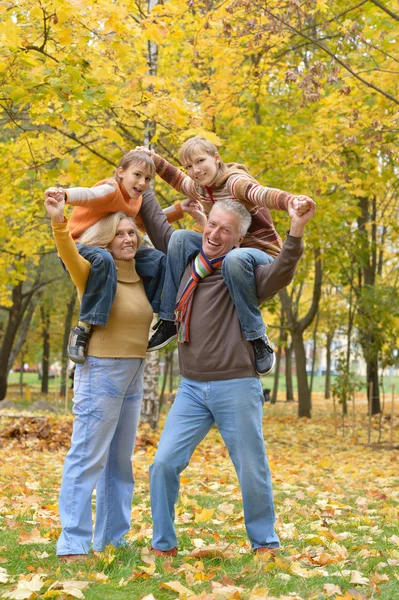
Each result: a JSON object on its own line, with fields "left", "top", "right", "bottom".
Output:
{"left": 178, "top": 136, "right": 226, "bottom": 169}
{"left": 79, "top": 212, "right": 142, "bottom": 250}
{"left": 115, "top": 150, "right": 156, "bottom": 181}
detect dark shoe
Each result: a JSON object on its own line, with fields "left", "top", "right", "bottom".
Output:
{"left": 67, "top": 325, "right": 91, "bottom": 364}
{"left": 252, "top": 337, "right": 275, "bottom": 375}
{"left": 147, "top": 320, "right": 177, "bottom": 352}
{"left": 151, "top": 547, "right": 177, "bottom": 557}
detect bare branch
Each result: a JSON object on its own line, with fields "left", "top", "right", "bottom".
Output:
{"left": 368, "top": 0, "right": 399, "bottom": 20}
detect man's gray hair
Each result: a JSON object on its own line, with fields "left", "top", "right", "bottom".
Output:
{"left": 210, "top": 199, "right": 252, "bottom": 237}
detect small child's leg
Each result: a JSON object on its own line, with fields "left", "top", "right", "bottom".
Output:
{"left": 68, "top": 245, "right": 118, "bottom": 364}
{"left": 134, "top": 246, "right": 166, "bottom": 313}
{"left": 221, "top": 248, "right": 275, "bottom": 374}
{"left": 147, "top": 230, "right": 202, "bottom": 352}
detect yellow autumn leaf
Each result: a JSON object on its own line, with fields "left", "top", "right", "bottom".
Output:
{"left": 2, "top": 574, "right": 45, "bottom": 600}
{"left": 160, "top": 580, "right": 195, "bottom": 596}
{"left": 194, "top": 508, "right": 215, "bottom": 523}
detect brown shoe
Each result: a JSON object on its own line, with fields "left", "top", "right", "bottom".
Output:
{"left": 255, "top": 547, "right": 278, "bottom": 556}
{"left": 151, "top": 547, "right": 177, "bottom": 557}
{"left": 59, "top": 554, "right": 87, "bottom": 562}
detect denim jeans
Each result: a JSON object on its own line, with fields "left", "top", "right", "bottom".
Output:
{"left": 150, "top": 376, "right": 280, "bottom": 551}
{"left": 57, "top": 357, "right": 144, "bottom": 555}
{"left": 76, "top": 244, "right": 166, "bottom": 326}
{"left": 159, "top": 230, "right": 274, "bottom": 340}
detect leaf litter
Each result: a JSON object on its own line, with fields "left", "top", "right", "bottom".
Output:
{"left": 0, "top": 400, "right": 398, "bottom": 599}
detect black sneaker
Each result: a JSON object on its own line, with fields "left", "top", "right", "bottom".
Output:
{"left": 67, "top": 325, "right": 91, "bottom": 364}
{"left": 147, "top": 320, "right": 177, "bottom": 352}
{"left": 252, "top": 337, "right": 276, "bottom": 375}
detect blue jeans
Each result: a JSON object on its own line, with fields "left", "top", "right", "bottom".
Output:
{"left": 150, "top": 376, "right": 280, "bottom": 551}
{"left": 57, "top": 357, "right": 144, "bottom": 555}
{"left": 159, "top": 230, "right": 273, "bottom": 340}
{"left": 76, "top": 245, "right": 166, "bottom": 326}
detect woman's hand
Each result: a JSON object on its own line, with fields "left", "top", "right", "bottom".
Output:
{"left": 44, "top": 188, "right": 66, "bottom": 223}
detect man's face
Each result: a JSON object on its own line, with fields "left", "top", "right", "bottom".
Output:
{"left": 202, "top": 206, "right": 244, "bottom": 259}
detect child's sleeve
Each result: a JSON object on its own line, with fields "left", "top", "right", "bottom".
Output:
{"left": 163, "top": 202, "right": 184, "bottom": 223}
{"left": 152, "top": 154, "right": 201, "bottom": 202}
{"left": 52, "top": 221, "right": 91, "bottom": 294}
{"left": 65, "top": 182, "right": 118, "bottom": 209}
{"left": 227, "top": 176, "right": 293, "bottom": 212}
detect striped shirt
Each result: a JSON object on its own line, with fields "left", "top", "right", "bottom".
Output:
{"left": 153, "top": 155, "right": 297, "bottom": 257}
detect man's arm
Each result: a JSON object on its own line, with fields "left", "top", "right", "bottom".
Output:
{"left": 255, "top": 197, "right": 316, "bottom": 300}
{"left": 138, "top": 189, "right": 175, "bottom": 254}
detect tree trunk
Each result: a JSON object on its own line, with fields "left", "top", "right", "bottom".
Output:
{"left": 285, "top": 340, "right": 294, "bottom": 402}
{"left": 309, "top": 311, "right": 319, "bottom": 397}
{"left": 0, "top": 283, "right": 25, "bottom": 400}
{"left": 292, "top": 329, "right": 311, "bottom": 417}
{"left": 140, "top": 0, "right": 161, "bottom": 428}
{"left": 40, "top": 305, "right": 50, "bottom": 394}
{"left": 60, "top": 292, "right": 76, "bottom": 398}
{"left": 272, "top": 309, "right": 286, "bottom": 404}
{"left": 7, "top": 297, "right": 38, "bottom": 372}
{"left": 367, "top": 357, "right": 380, "bottom": 415}
{"left": 325, "top": 332, "right": 332, "bottom": 399}
{"left": 279, "top": 249, "right": 322, "bottom": 417}
{"left": 141, "top": 350, "right": 160, "bottom": 429}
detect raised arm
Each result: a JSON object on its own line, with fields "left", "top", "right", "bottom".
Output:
{"left": 135, "top": 147, "right": 201, "bottom": 202}
{"left": 44, "top": 194, "right": 91, "bottom": 294}
{"left": 255, "top": 197, "right": 316, "bottom": 300}
{"left": 227, "top": 174, "right": 314, "bottom": 215}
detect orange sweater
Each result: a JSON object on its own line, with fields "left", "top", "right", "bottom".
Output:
{"left": 66, "top": 179, "right": 183, "bottom": 240}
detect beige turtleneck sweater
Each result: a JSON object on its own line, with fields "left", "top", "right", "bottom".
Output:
{"left": 52, "top": 221, "right": 153, "bottom": 358}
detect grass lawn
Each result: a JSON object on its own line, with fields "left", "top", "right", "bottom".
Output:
{"left": 0, "top": 398, "right": 398, "bottom": 599}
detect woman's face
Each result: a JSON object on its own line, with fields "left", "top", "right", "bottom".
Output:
{"left": 107, "top": 218, "right": 138, "bottom": 261}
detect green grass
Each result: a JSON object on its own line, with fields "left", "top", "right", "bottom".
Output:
{"left": 1, "top": 401, "right": 398, "bottom": 599}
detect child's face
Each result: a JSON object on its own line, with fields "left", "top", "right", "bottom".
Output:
{"left": 118, "top": 161, "right": 152, "bottom": 198}
{"left": 183, "top": 152, "right": 220, "bottom": 187}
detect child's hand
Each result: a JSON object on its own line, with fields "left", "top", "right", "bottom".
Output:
{"left": 44, "top": 191, "right": 65, "bottom": 223}
{"left": 44, "top": 187, "right": 65, "bottom": 203}
{"left": 181, "top": 198, "right": 207, "bottom": 228}
{"left": 134, "top": 146, "right": 154, "bottom": 158}
{"left": 293, "top": 195, "right": 314, "bottom": 216}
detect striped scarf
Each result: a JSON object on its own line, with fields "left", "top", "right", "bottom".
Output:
{"left": 175, "top": 249, "right": 225, "bottom": 343}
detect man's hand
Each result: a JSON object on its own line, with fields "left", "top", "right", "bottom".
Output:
{"left": 292, "top": 195, "right": 314, "bottom": 216}
{"left": 288, "top": 196, "right": 316, "bottom": 237}
{"left": 44, "top": 190, "right": 65, "bottom": 223}
{"left": 181, "top": 198, "right": 207, "bottom": 228}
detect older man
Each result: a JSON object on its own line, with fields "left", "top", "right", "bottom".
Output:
{"left": 143, "top": 195, "right": 315, "bottom": 556}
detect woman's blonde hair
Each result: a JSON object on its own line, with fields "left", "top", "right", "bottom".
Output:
{"left": 79, "top": 212, "right": 142, "bottom": 250}
{"left": 178, "top": 136, "right": 226, "bottom": 171}
{"left": 115, "top": 150, "right": 156, "bottom": 181}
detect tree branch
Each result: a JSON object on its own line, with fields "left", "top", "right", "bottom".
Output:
{"left": 263, "top": 8, "right": 399, "bottom": 105}
{"left": 368, "top": 0, "right": 399, "bottom": 20}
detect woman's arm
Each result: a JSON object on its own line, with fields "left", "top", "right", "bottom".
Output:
{"left": 44, "top": 194, "right": 91, "bottom": 294}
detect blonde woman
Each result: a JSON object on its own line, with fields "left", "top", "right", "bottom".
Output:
{"left": 44, "top": 194, "right": 153, "bottom": 561}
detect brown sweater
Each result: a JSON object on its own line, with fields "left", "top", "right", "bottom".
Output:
{"left": 139, "top": 193, "right": 304, "bottom": 381}
{"left": 175, "top": 234, "right": 304, "bottom": 381}
{"left": 66, "top": 179, "right": 183, "bottom": 240}
{"left": 52, "top": 221, "right": 153, "bottom": 358}
{"left": 153, "top": 155, "right": 300, "bottom": 257}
